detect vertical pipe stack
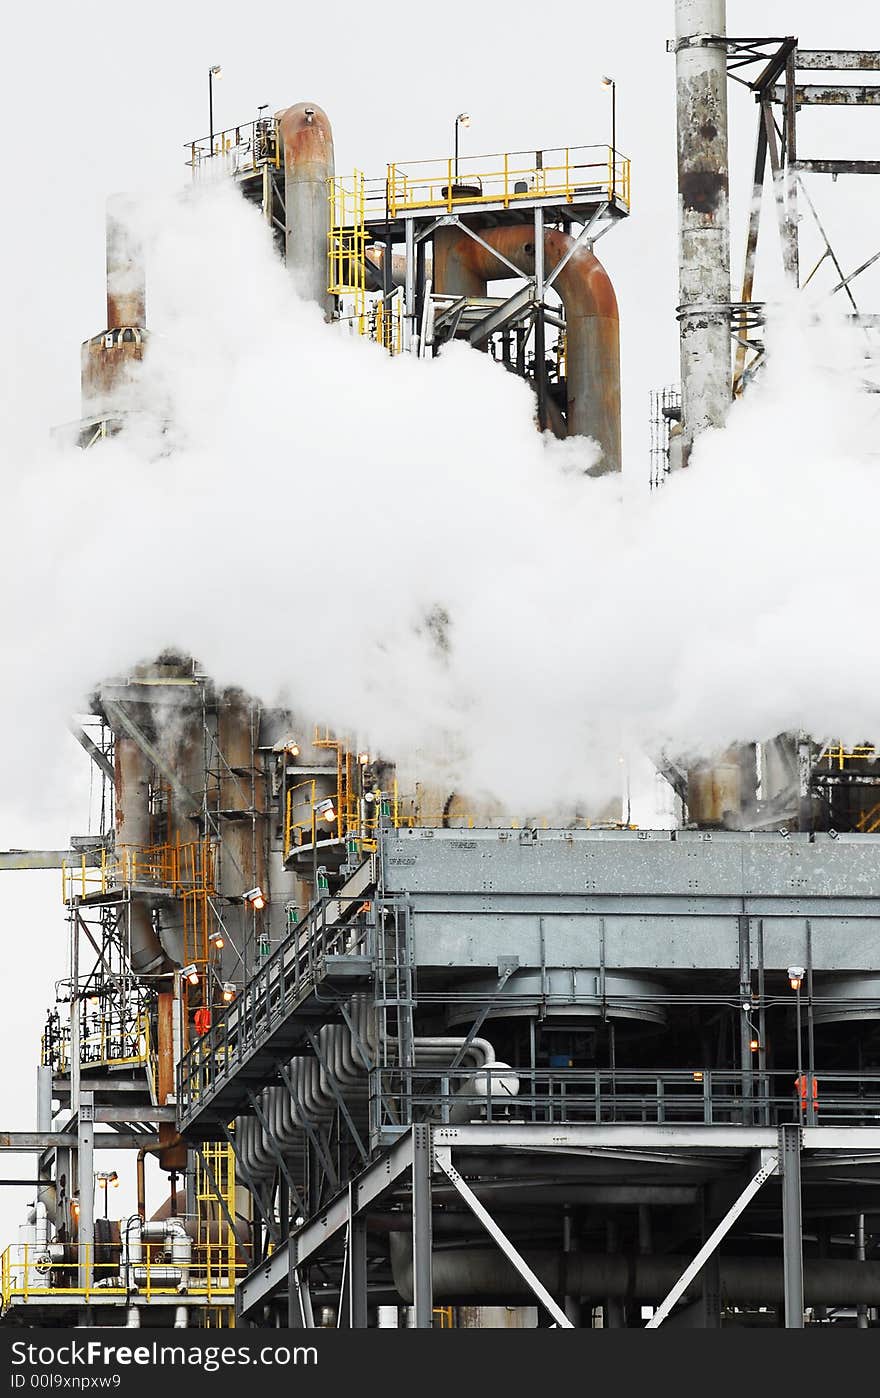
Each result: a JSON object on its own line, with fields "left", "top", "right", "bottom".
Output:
{"left": 105, "top": 195, "right": 146, "bottom": 332}
{"left": 277, "top": 102, "right": 335, "bottom": 317}
{"left": 675, "top": 0, "right": 731, "bottom": 463}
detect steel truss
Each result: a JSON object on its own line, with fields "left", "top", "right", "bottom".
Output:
{"left": 235, "top": 1121, "right": 880, "bottom": 1328}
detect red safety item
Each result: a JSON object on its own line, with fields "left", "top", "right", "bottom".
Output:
{"left": 193, "top": 1008, "right": 212, "bottom": 1036}
{"left": 794, "top": 1074, "right": 818, "bottom": 1111}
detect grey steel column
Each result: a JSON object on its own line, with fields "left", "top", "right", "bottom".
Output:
{"left": 674, "top": 0, "right": 731, "bottom": 463}
{"left": 780, "top": 1124, "right": 804, "bottom": 1328}
{"left": 349, "top": 1214, "right": 368, "bottom": 1328}
{"left": 411, "top": 1125, "right": 433, "bottom": 1328}
{"left": 77, "top": 1091, "right": 95, "bottom": 1290}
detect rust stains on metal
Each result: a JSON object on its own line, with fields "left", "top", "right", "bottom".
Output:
{"left": 433, "top": 224, "right": 621, "bottom": 471}
{"left": 680, "top": 168, "right": 726, "bottom": 216}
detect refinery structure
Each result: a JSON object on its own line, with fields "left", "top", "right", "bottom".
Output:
{"left": 5, "top": 0, "right": 880, "bottom": 1331}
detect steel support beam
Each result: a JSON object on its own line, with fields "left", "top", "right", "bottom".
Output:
{"left": 781, "top": 1124, "right": 805, "bottom": 1328}
{"left": 68, "top": 723, "right": 115, "bottom": 784}
{"left": 645, "top": 1150, "right": 779, "bottom": 1327}
{"left": 347, "top": 1191, "right": 368, "bottom": 1329}
{"left": 77, "top": 1093, "right": 95, "bottom": 1290}
{"left": 411, "top": 1124, "right": 433, "bottom": 1328}
{"left": 543, "top": 204, "right": 608, "bottom": 291}
{"left": 237, "top": 1130, "right": 415, "bottom": 1317}
{"left": 0, "top": 849, "right": 101, "bottom": 872}
{"left": 796, "top": 51, "right": 880, "bottom": 71}
{"left": 435, "top": 1147, "right": 573, "bottom": 1328}
{"left": 793, "top": 159, "right": 880, "bottom": 176}
{"left": 0, "top": 1132, "right": 158, "bottom": 1151}
{"left": 468, "top": 283, "right": 537, "bottom": 347}
{"left": 102, "top": 699, "right": 201, "bottom": 823}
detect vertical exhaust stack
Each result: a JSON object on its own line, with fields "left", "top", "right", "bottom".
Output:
{"left": 277, "top": 102, "right": 335, "bottom": 318}
{"left": 81, "top": 196, "right": 147, "bottom": 414}
{"left": 675, "top": 0, "right": 739, "bottom": 824}
{"left": 675, "top": 0, "right": 731, "bottom": 464}
{"left": 105, "top": 195, "right": 146, "bottom": 333}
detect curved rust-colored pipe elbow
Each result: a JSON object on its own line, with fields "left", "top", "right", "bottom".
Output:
{"left": 276, "top": 101, "right": 335, "bottom": 315}
{"left": 277, "top": 101, "right": 334, "bottom": 175}
{"left": 433, "top": 225, "right": 621, "bottom": 472}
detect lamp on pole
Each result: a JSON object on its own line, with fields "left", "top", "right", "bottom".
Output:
{"left": 95, "top": 1170, "right": 118, "bottom": 1220}
{"left": 601, "top": 76, "right": 616, "bottom": 200}
{"left": 454, "top": 112, "right": 470, "bottom": 182}
{"left": 209, "top": 64, "right": 223, "bottom": 153}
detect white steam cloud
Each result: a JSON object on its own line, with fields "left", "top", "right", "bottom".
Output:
{"left": 3, "top": 182, "right": 879, "bottom": 821}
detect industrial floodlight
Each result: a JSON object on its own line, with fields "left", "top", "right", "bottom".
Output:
{"left": 601, "top": 75, "right": 614, "bottom": 88}
{"left": 364, "top": 791, "right": 376, "bottom": 804}
{"left": 245, "top": 886, "right": 266, "bottom": 910}
{"left": 181, "top": 963, "right": 200, "bottom": 986}
{"left": 210, "top": 64, "right": 223, "bottom": 78}
{"left": 357, "top": 751, "right": 370, "bottom": 765}
{"left": 221, "top": 982, "right": 236, "bottom": 1003}
{"left": 315, "top": 798, "right": 337, "bottom": 823}
{"left": 210, "top": 930, "right": 225, "bottom": 950}
{"left": 749, "top": 1038, "right": 760, "bottom": 1052}
{"left": 788, "top": 965, "right": 805, "bottom": 992}
{"left": 286, "top": 741, "right": 300, "bottom": 757}
{"left": 456, "top": 112, "right": 471, "bottom": 128}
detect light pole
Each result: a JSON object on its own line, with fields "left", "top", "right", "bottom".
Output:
{"left": 209, "top": 64, "right": 223, "bottom": 153}
{"left": 788, "top": 966, "right": 807, "bottom": 1121}
{"left": 95, "top": 1170, "right": 118, "bottom": 1220}
{"left": 601, "top": 76, "right": 616, "bottom": 200}
{"left": 454, "top": 112, "right": 470, "bottom": 182}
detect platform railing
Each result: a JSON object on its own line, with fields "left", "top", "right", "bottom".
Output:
{"left": 371, "top": 1066, "right": 880, "bottom": 1136}
{"left": 366, "top": 144, "right": 631, "bottom": 219}
{"left": 178, "top": 888, "right": 373, "bottom": 1118}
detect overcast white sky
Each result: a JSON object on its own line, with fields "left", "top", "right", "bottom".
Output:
{"left": 0, "top": 0, "right": 877, "bottom": 1244}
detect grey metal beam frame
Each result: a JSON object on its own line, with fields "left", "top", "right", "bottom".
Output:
{"left": 237, "top": 1129, "right": 415, "bottom": 1317}
{"left": 435, "top": 1147, "right": 573, "bottom": 1328}
{"left": 411, "top": 1125, "right": 433, "bottom": 1328}
{"left": 68, "top": 723, "right": 115, "bottom": 784}
{"left": 77, "top": 1093, "right": 95, "bottom": 1290}
{"left": 645, "top": 1149, "right": 779, "bottom": 1327}
{"left": 0, "top": 1131, "right": 158, "bottom": 1151}
{"left": 102, "top": 699, "right": 201, "bottom": 822}
{"left": 0, "top": 849, "right": 101, "bottom": 872}
{"left": 780, "top": 1124, "right": 805, "bottom": 1328}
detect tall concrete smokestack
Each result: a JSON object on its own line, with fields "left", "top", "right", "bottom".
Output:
{"left": 675, "top": 0, "right": 731, "bottom": 463}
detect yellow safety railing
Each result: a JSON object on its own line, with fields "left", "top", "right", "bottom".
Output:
{"left": 283, "top": 764, "right": 637, "bottom": 860}
{"left": 62, "top": 839, "right": 216, "bottom": 903}
{"left": 818, "top": 743, "right": 877, "bottom": 770}
{"left": 186, "top": 118, "right": 280, "bottom": 176}
{"left": 195, "top": 1143, "right": 238, "bottom": 1280}
{"left": 1, "top": 1242, "right": 244, "bottom": 1311}
{"left": 328, "top": 170, "right": 368, "bottom": 335}
{"left": 376, "top": 291, "right": 404, "bottom": 355}
{"left": 371, "top": 144, "right": 630, "bottom": 219}
{"left": 42, "top": 1009, "right": 151, "bottom": 1075}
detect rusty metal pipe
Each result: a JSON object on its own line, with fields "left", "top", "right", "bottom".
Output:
{"left": 114, "top": 737, "right": 167, "bottom": 974}
{"left": 277, "top": 102, "right": 335, "bottom": 316}
{"left": 136, "top": 1149, "right": 147, "bottom": 1220}
{"left": 432, "top": 225, "right": 620, "bottom": 472}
